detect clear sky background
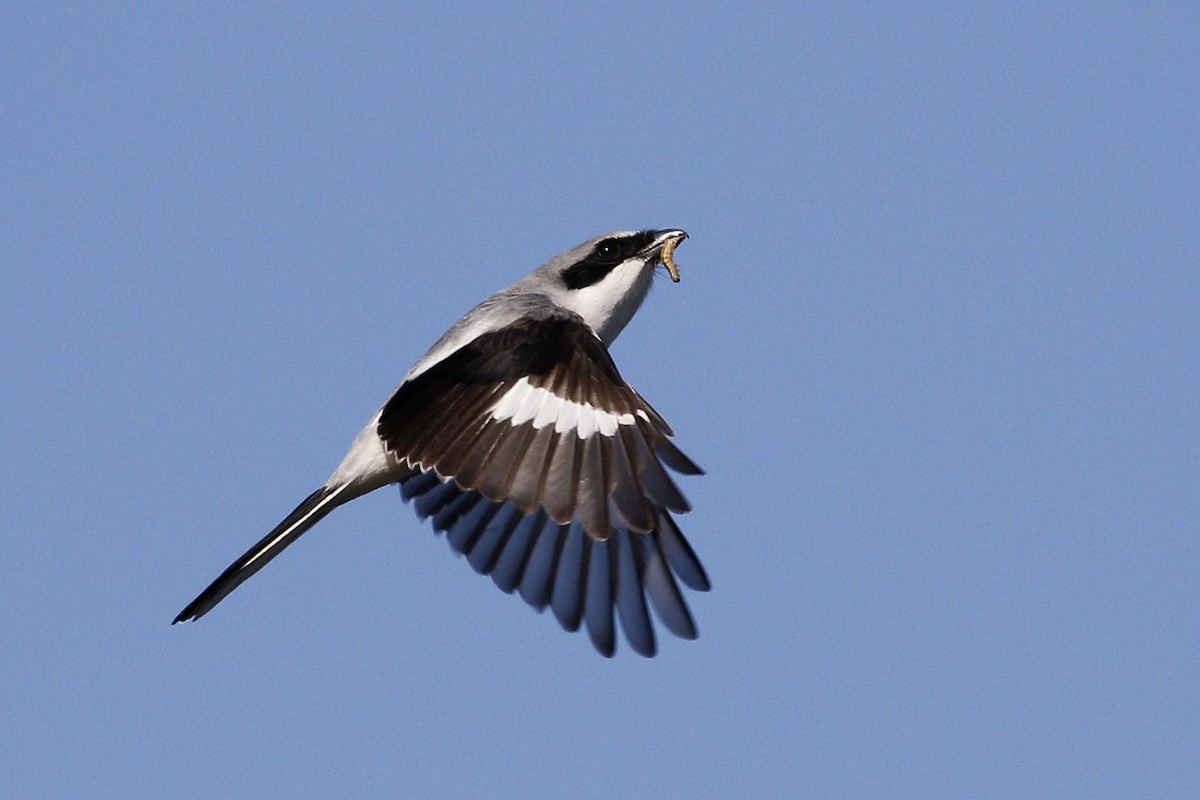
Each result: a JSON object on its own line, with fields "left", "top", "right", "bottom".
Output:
{"left": 3, "top": 4, "right": 1197, "bottom": 798}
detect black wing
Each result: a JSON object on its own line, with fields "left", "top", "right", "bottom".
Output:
{"left": 378, "top": 300, "right": 708, "bottom": 656}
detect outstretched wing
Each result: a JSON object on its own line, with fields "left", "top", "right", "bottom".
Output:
{"left": 399, "top": 475, "right": 709, "bottom": 657}
{"left": 378, "top": 300, "right": 702, "bottom": 538}
{"left": 377, "top": 298, "right": 708, "bottom": 655}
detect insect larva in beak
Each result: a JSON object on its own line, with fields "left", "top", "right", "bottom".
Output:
{"left": 661, "top": 236, "right": 682, "bottom": 283}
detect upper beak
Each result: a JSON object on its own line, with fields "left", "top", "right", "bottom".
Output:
{"left": 642, "top": 229, "right": 688, "bottom": 282}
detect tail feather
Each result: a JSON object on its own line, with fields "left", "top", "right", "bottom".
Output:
{"left": 173, "top": 485, "right": 345, "bottom": 623}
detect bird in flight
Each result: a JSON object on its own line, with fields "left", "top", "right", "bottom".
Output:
{"left": 174, "top": 229, "right": 709, "bottom": 656}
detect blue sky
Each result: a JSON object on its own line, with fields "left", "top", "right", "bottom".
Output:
{"left": 3, "top": 3, "right": 1197, "bottom": 797}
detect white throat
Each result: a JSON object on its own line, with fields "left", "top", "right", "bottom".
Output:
{"left": 557, "top": 260, "right": 656, "bottom": 345}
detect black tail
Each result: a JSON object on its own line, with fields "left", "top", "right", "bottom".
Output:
{"left": 173, "top": 485, "right": 343, "bottom": 623}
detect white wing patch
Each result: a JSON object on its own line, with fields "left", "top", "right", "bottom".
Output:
{"left": 490, "top": 377, "right": 647, "bottom": 439}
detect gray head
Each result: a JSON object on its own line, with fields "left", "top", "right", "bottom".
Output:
{"left": 512, "top": 229, "right": 688, "bottom": 345}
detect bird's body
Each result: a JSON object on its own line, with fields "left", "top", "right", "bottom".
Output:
{"left": 175, "top": 229, "right": 708, "bottom": 656}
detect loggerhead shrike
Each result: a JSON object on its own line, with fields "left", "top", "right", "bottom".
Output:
{"left": 174, "top": 229, "right": 708, "bottom": 657}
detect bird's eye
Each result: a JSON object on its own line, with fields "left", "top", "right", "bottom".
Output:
{"left": 595, "top": 240, "right": 622, "bottom": 262}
